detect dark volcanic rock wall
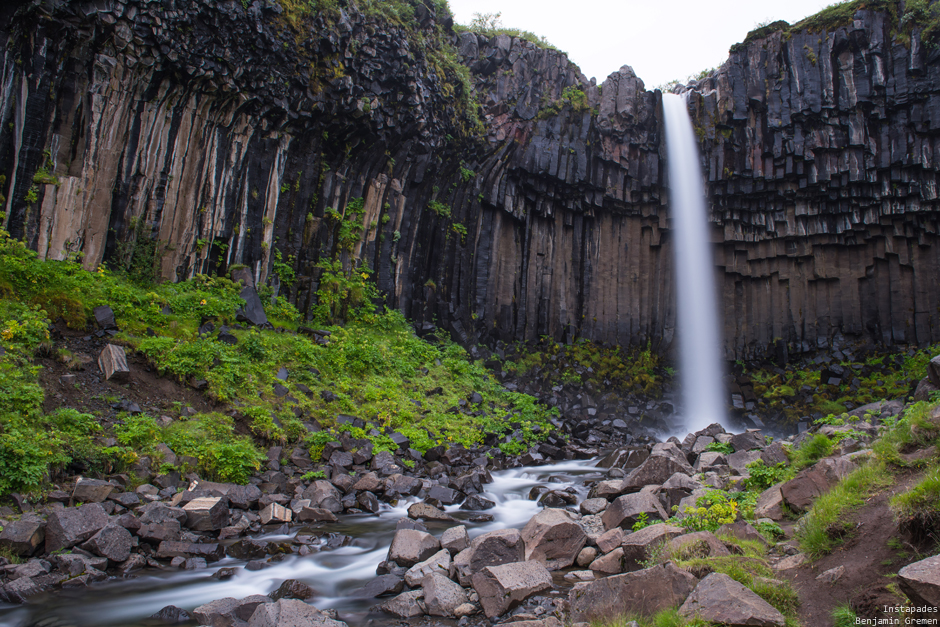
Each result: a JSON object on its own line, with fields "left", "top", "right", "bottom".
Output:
{"left": 1, "top": 0, "right": 939, "bottom": 359}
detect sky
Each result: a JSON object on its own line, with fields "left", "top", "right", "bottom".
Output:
{"left": 447, "top": 0, "right": 837, "bottom": 88}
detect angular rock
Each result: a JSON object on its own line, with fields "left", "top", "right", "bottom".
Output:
{"left": 716, "top": 520, "right": 769, "bottom": 546}
{"left": 260, "top": 503, "right": 292, "bottom": 525}
{"left": 620, "top": 455, "right": 694, "bottom": 492}
{"left": 156, "top": 541, "right": 224, "bottom": 562}
{"left": 150, "top": 606, "right": 192, "bottom": 623}
{"left": 81, "top": 523, "right": 133, "bottom": 563}
{"left": 422, "top": 571, "right": 469, "bottom": 617}
{"left": 45, "top": 503, "right": 109, "bottom": 552}
{"left": 353, "top": 574, "right": 404, "bottom": 598}
{"left": 441, "top": 525, "right": 470, "bottom": 554}
{"left": 453, "top": 528, "right": 525, "bottom": 586}
{"left": 379, "top": 590, "right": 425, "bottom": 618}
{"left": 596, "top": 527, "right": 625, "bottom": 554}
{"left": 0, "top": 514, "right": 45, "bottom": 556}
{"left": 521, "top": 507, "right": 587, "bottom": 570}
{"left": 183, "top": 496, "right": 230, "bottom": 531}
{"left": 667, "top": 531, "right": 731, "bottom": 559}
{"left": 98, "top": 344, "right": 130, "bottom": 381}
{"left": 297, "top": 507, "right": 338, "bottom": 523}
{"left": 898, "top": 554, "right": 940, "bottom": 607}
{"left": 754, "top": 484, "right": 786, "bottom": 520}
{"left": 601, "top": 492, "right": 668, "bottom": 530}
{"left": 678, "top": 572, "right": 784, "bottom": 626}
{"left": 404, "top": 548, "right": 452, "bottom": 587}
{"left": 579, "top": 498, "right": 608, "bottom": 515}
{"left": 193, "top": 597, "right": 241, "bottom": 627}
{"left": 408, "top": 502, "right": 456, "bottom": 522}
{"left": 621, "top": 523, "right": 685, "bottom": 571}
{"left": 568, "top": 563, "right": 698, "bottom": 622}
{"left": 270, "top": 579, "right": 315, "bottom": 601}
{"left": 588, "top": 547, "right": 624, "bottom": 575}
{"left": 72, "top": 478, "right": 115, "bottom": 503}
{"left": 471, "top": 560, "right": 553, "bottom": 618}
{"left": 248, "top": 598, "right": 346, "bottom": 627}
{"left": 387, "top": 528, "right": 441, "bottom": 567}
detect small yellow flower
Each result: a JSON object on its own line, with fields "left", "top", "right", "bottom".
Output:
{"left": 200, "top": 299, "right": 207, "bottom": 305}
{"left": 361, "top": 272, "right": 369, "bottom": 280}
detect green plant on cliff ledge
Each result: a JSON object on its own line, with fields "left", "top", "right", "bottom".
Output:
{"left": 458, "top": 12, "right": 559, "bottom": 51}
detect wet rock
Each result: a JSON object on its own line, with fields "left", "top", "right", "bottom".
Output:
{"left": 453, "top": 528, "right": 525, "bottom": 586}
{"left": 678, "top": 572, "right": 784, "bottom": 626}
{"left": 422, "top": 571, "right": 469, "bottom": 617}
{"left": 150, "top": 605, "right": 192, "bottom": 623}
{"left": 385, "top": 474, "right": 422, "bottom": 497}
{"left": 156, "top": 541, "right": 224, "bottom": 562}
{"left": 601, "top": 492, "right": 668, "bottom": 530}
{"left": 45, "top": 503, "right": 109, "bottom": 552}
{"left": 441, "top": 525, "right": 470, "bottom": 554}
{"left": 471, "top": 560, "right": 553, "bottom": 618}
{"left": 408, "top": 502, "right": 456, "bottom": 522}
{"left": 387, "top": 529, "right": 441, "bottom": 567}
{"left": 898, "top": 554, "right": 940, "bottom": 607}
{"left": 297, "top": 507, "right": 338, "bottom": 523}
{"left": 353, "top": 574, "right": 404, "bottom": 598}
{"left": 520, "top": 507, "right": 586, "bottom": 570}
{"left": 2, "top": 575, "right": 44, "bottom": 603}
{"left": 81, "top": 523, "right": 133, "bottom": 563}
{"left": 379, "top": 590, "right": 425, "bottom": 618}
{"left": 404, "top": 548, "right": 452, "bottom": 587}
{"left": 568, "top": 563, "right": 698, "bottom": 622}
{"left": 460, "top": 494, "right": 496, "bottom": 510}
{"left": 270, "top": 579, "right": 316, "bottom": 601}
{"left": 0, "top": 514, "right": 45, "bottom": 556}
{"left": 248, "top": 598, "right": 345, "bottom": 627}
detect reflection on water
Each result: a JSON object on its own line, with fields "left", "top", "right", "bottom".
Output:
{"left": 0, "top": 460, "right": 603, "bottom": 627}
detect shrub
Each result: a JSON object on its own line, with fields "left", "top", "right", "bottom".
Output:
{"left": 789, "top": 433, "right": 834, "bottom": 469}
{"left": 743, "top": 460, "right": 791, "bottom": 491}
{"left": 675, "top": 490, "right": 739, "bottom": 532}
{"left": 890, "top": 463, "right": 940, "bottom": 542}
{"left": 704, "top": 441, "right": 734, "bottom": 455}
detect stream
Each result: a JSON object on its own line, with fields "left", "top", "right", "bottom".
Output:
{"left": 0, "top": 460, "right": 605, "bottom": 627}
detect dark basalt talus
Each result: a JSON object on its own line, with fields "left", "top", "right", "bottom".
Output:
{"left": 0, "top": 0, "right": 938, "bottom": 359}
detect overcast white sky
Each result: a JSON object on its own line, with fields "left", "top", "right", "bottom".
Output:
{"left": 448, "top": 0, "right": 838, "bottom": 88}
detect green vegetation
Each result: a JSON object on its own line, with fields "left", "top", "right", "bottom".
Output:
{"left": 0, "top": 220, "right": 560, "bottom": 497}
{"left": 674, "top": 490, "right": 739, "bottom": 532}
{"left": 788, "top": 433, "right": 835, "bottom": 470}
{"left": 832, "top": 603, "right": 859, "bottom": 627}
{"left": 703, "top": 441, "right": 733, "bottom": 455}
{"left": 742, "top": 459, "right": 791, "bottom": 491}
{"left": 891, "top": 463, "right": 940, "bottom": 541}
{"left": 504, "top": 338, "right": 666, "bottom": 397}
{"left": 538, "top": 85, "right": 591, "bottom": 119}
{"left": 795, "top": 460, "right": 892, "bottom": 557}
{"left": 457, "top": 12, "right": 558, "bottom": 51}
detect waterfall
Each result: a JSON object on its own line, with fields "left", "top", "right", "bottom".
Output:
{"left": 662, "top": 93, "right": 728, "bottom": 433}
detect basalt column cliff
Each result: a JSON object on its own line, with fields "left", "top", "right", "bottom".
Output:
{"left": 1, "top": 0, "right": 938, "bottom": 360}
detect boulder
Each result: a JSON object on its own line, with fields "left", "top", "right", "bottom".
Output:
{"left": 45, "top": 503, "right": 110, "bottom": 552}
{"left": 72, "top": 478, "right": 115, "bottom": 503}
{"left": 156, "top": 541, "right": 224, "bottom": 562}
{"left": 576, "top": 547, "right": 598, "bottom": 567}
{"left": 422, "top": 572, "right": 469, "bottom": 617}
{"left": 404, "top": 549, "right": 452, "bottom": 587}
{"left": 898, "top": 554, "right": 940, "bottom": 607}
{"left": 81, "top": 524, "right": 133, "bottom": 562}
{"left": 379, "top": 590, "right": 425, "bottom": 618}
{"left": 620, "top": 455, "right": 694, "bottom": 492}
{"left": 260, "top": 503, "right": 292, "bottom": 525}
{"left": 595, "top": 527, "right": 624, "bottom": 554}
{"left": 452, "top": 528, "right": 524, "bottom": 586}
{"left": 729, "top": 430, "right": 766, "bottom": 452}
{"left": 754, "top": 484, "right": 786, "bottom": 520}
{"left": 471, "top": 560, "right": 553, "bottom": 618}
{"left": 601, "top": 492, "right": 668, "bottom": 530}
{"left": 716, "top": 520, "right": 769, "bottom": 546}
{"left": 183, "top": 497, "right": 230, "bottom": 531}
{"left": 727, "top": 450, "right": 762, "bottom": 474}
{"left": 193, "top": 597, "right": 240, "bottom": 626}
{"left": 150, "top": 606, "right": 191, "bottom": 623}
{"left": 520, "top": 508, "right": 586, "bottom": 570}
{"left": 236, "top": 285, "right": 269, "bottom": 328}
{"left": 579, "top": 498, "right": 608, "bottom": 515}
{"left": 0, "top": 514, "right": 45, "bottom": 556}
{"left": 387, "top": 529, "right": 441, "bottom": 567}
{"left": 248, "top": 598, "right": 346, "bottom": 627}
{"left": 588, "top": 547, "right": 624, "bottom": 575}
{"left": 270, "top": 580, "right": 315, "bottom": 601}
{"left": 678, "top": 572, "right": 785, "bottom": 626}
{"left": 407, "top": 502, "right": 456, "bottom": 522}
{"left": 441, "top": 525, "right": 469, "bottom": 553}
{"left": 296, "top": 507, "right": 338, "bottom": 523}
{"left": 568, "top": 563, "right": 698, "bottom": 622}
{"left": 621, "top": 524, "right": 685, "bottom": 571}
{"left": 98, "top": 344, "right": 130, "bottom": 381}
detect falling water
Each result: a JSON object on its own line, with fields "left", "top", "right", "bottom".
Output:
{"left": 662, "top": 93, "right": 728, "bottom": 433}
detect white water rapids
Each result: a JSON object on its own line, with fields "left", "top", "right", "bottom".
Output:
{"left": 662, "top": 93, "right": 729, "bottom": 434}
{"left": 0, "top": 460, "right": 601, "bottom": 627}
